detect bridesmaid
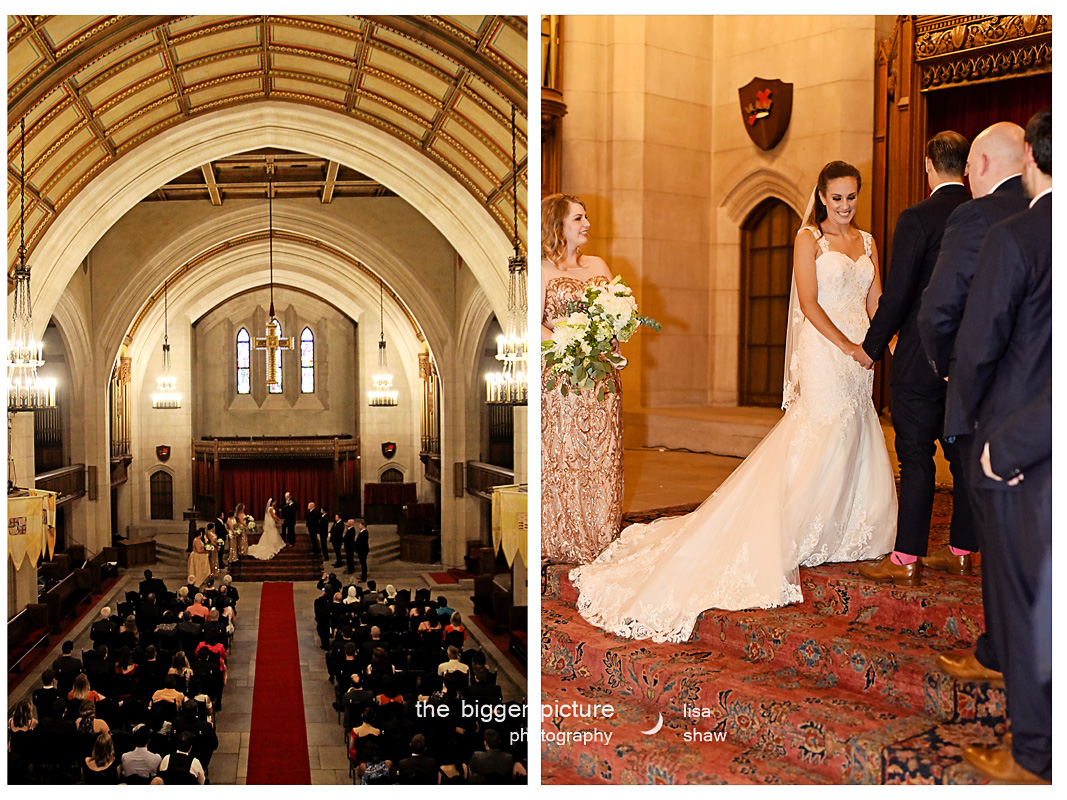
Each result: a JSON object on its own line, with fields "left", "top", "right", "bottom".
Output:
{"left": 540, "top": 194, "right": 624, "bottom": 564}
{"left": 187, "top": 528, "right": 212, "bottom": 586}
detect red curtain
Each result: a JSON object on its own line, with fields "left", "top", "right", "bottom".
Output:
{"left": 926, "top": 73, "right": 1052, "bottom": 143}
{"left": 218, "top": 459, "right": 334, "bottom": 521}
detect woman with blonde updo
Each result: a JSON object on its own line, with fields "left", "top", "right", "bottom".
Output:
{"left": 540, "top": 193, "right": 624, "bottom": 565}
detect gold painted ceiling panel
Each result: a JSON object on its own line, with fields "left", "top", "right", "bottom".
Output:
{"left": 7, "top": 14, "right": 528, "bottom": 274}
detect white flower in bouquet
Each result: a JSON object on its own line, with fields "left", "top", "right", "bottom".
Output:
{"left": 541, "top": 276, "right": 660, "bottom": 400}
{"left": 246, "top": 516, "right": 256, "bottom": 530}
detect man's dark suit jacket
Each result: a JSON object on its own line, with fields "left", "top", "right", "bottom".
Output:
{"left": 139, "top": 577, "right": 167, "bottom": 598}
{"left": 89, "top": 619, "right": 118, "bottom": 647}
{"left": 988, "top": 376, "right": 1051, "bottom": 481}
{"left": 951, "top": 191, "right": 1051, "bottom": 480}
{"left": 397, "top": 753, "right": 438, "bottom": 784}
{"left": 330, "top": 520, "right": 345, "bottom": 543}
{"left": 306, "top": 508, "right": 323, "bottom": 537}
{"left": 918, "top": 174, "right": 1028, "bottom": 381}
{"left": 282, "top": 499, "right": 298, "bottom": 526}
{"left": 862, "top": 182, "right": 969, "bottom": 389}
{"left": 355, "top": 526, "right": 369, "bottom": 556}
{"left": 343, "top": 525, "right": 356, "bottom": 551}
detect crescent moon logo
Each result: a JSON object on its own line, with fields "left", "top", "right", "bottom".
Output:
{"left": 640, "top": 713, "right": 663, "bottom": 735}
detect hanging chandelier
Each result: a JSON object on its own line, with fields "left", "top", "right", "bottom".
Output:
{"left": 7, "top": 116, "right": 56, "bottom": 412}
{"left": 485, "top": 104, "right": 527, "bottom": 406}
{"left": 368, "top": 277, "right": 398, "bottom": 407}
{"left": 253, "top": 160, "right": 293, "bottom": 386}
{"left": 151, "top": 278, "right": 181, "bottom": 409}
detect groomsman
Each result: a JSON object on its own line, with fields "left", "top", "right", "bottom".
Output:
{"left": 306, "top": 502, "right": 323, "bottom": 556}
{"left": 355, "top": 521, "right": 370, "bottom": 582}
{"left": 316, "top": 507, "right": 330, "bottom": 559}
{"left": 343, "top": 519, "right": 357, "bottom": 575}
{"left": 282, "top": 492, "right": 298, "bottom": 545}
{"left": 951, "top": 109, "right": 1051, "bottom": 784}
{"left": 916, "top": 121, "right": 1028, "bottom": 685}
{"left": 329, "top": 513, "right": 345, "bottom": 567}
{"left": 857, "top": 131, "right": 973, "bottom": 585}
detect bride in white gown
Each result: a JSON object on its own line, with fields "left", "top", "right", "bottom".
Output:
{"left": 247, "top": 498, "right": 286, "bottom": 560}
{"left": 572, "top": 161, "right": 897, "bottom": 643}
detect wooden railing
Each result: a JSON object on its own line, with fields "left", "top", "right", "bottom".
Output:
{"left": 421, "top": 452, "right": 441, "bottom": 484}
{"left": 466, "top": 461, "right": 514, "bottom": 500}
{"left": 34, "top": 464, "right": 85, "bottom": 506}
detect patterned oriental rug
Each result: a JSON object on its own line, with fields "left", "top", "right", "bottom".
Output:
{"left": 247, "top": 582, "right": 312, "bottom": 784}
{"left": 541, "top": 488, "right": 1003, "bottom": 785}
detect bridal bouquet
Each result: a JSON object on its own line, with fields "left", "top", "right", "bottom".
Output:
{"left": 541, "top": 276, "right": 660, "bottom": 399}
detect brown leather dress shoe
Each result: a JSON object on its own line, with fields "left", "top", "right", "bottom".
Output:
{"left": 921, "top": 544, "right": 973, "bottom": 576}
{"left": 962, "top": 744, "right": 1049, "bottom": 784}
{"left": 857, "top": 554, "right": 922, "bottom": 586}
{"left": 936, "top": 652, "right": 1005, "bottom": 685}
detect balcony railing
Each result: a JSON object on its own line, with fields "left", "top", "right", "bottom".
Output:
{"left": 466, "top": 461, "right": 515, "bottom": 500}
{"left": 34, "top": 464, "right": 86, "bottom": 506}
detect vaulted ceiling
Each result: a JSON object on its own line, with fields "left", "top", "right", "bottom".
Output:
{"left": 7, "top": 14, "right": 528, "bottom": 275}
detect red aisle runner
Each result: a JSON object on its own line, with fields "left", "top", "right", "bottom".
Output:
{"left": 247, "top": 582, "right": 311, "bottom": 784}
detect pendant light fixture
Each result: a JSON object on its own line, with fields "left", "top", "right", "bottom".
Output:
{"left": 151, "top": 278, "right": 181, "bottom": 408}
{"left": 253, "top": 160, "right": 293, "bottom": 386}
{"left": 485, "top": 104, "right": 528, "bottom": 405}
{"left": 368, "top": 277, "right": 398, "bottom": 407}
{"left": 7, "top": 116, "right": 56, "bottom": 412}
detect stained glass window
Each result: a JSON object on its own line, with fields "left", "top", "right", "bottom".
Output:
{"left": 300, "top": 327, "right": 315, "bottom": 393}
{"left": 268, "top": 321, "right": 283, "bottom": 393}
{"left": 236, "top": 328, "right": 250, "bottom": 394}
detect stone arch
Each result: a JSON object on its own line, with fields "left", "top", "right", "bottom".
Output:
{"left": 28, "top": 102, "right": 512, "bottom": 337}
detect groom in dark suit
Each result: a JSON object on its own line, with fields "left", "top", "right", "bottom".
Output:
{"left": 857, "top": 130, "right": 973, "bottom": 585}
{"left": 281, "top": 492, "right": 297, "bottom": 545}
{"left": 950, "top": 109, "right": 1051, "bottom": 784}
{"left": 916, "top": 120, "right": 1028, "bottom": 685}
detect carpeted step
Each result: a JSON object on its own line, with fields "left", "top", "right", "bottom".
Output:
{"left": 543, "top": 561, "right": 985, "bottom": 636}
{"left": 542, "top": 672, "right": 999, "bottom": 784}
{"left": 543, "top": 596, "right": 1003, "bottom": 726}
{"left": 541, "top": 675, "right": 852, "bottom": 785}
{"left": 542, "top": 618, "right": 936, "bottom": 782}
{"left": 230, "top": 536, "right": 323, "bottom": 582}
{"left": 869, "top": 720, "right": 997, "bottom": 785}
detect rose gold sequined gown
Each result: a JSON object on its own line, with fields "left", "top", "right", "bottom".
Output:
{"left": 541, "top": 275, "right": 624, "bottom": 564}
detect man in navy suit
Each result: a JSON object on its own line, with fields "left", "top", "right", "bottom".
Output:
{"left": 916, "top": 121, "right": 1028, "bottom": 685}
{"left": 952, "top": 109, "right": 1051, "bottom": 784}
{"left": 857, "top": 131, "right": 972, "bottom": 585}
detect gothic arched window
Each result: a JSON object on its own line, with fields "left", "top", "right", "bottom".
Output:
{"left": 236, "top": 328, "right": 251, "bottom": 394}
{"left": 300, "top": 327, "right": 315, "bottom": 393}
{"left": 268, "top": 322, "right": 283, "bottom": 394}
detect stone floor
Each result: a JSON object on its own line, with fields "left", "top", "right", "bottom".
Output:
{"left": 10, "top": 524, "right": 526, "bottom": 786}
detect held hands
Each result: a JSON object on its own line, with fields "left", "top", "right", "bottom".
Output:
{"left": 847, "top": 343, "right": 874, "bottom": 370}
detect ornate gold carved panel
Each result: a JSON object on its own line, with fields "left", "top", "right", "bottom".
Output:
{"left": 915, "top": 15, "right": 1051, "bottom": 91}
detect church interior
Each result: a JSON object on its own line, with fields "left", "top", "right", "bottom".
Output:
{"left": 540, "top": 14, "right": 1051, "bottom": 784}
{"left": 7, "top": 15, "right": 528, "bottom": 785}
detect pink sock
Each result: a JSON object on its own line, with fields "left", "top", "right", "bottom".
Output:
{"left": 949, "top": 546, "right": 971, "bottom": 556}
{"left": 890, "top": 551, "right": 917, "bottom": 565}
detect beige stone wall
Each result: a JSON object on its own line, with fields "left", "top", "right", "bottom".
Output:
{"left": 560, "top": 15, "right": 878, "bottom": 409}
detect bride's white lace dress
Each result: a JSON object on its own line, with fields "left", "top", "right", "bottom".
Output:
{"left": 571, "top": 227, "right": 897, "bottom": 643}
{"left": 247, "top": 501, "right": 285, "bottom": 561}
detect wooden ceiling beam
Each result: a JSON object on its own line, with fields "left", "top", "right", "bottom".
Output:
{"left": 321, "top": 160, "right": 339, "bottom": 204}
{"left": 201, "top": 163, "right": 222, "bottom": 205}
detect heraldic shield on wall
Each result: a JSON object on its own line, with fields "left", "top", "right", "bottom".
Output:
{"left": 738, "top": 77, "right": 793, "bottom": 150}
{"left": 381, "top": 442, "right": 396, "bottom": 459}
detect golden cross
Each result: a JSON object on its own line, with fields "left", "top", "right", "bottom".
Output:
{"left": 253, "top": 317, "right": 294, "bottom": 385}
